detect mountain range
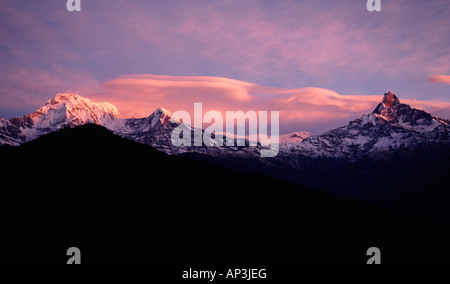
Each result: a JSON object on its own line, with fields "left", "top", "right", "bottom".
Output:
{"left": 278, "top": 91, "right": 450, "bottom": 162}
{"left": 1, "top": 91, "right": 450, "bottom": 222}
{"left": 2, "top": 91, "right": 449, "bottom": 160}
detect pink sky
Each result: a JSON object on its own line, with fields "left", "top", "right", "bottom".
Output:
{"left": 89, "top": 74, "right": 450, "bottom": 135}
{"left": 1, "top": 0, "right": 449, "bottom": 134}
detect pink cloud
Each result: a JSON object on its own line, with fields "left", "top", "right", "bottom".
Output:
{"left": 429, "top": 75, "right": 450, "bottom": 85}
{"left": 97, "top": 75, "right": 257, "bottom": 118}
{"left": 93, "top": 74, "right": 450, "bottom": 134}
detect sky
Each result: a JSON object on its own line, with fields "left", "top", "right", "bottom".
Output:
{"left": 0, "top": 0, "right": 449, "bottom": 134}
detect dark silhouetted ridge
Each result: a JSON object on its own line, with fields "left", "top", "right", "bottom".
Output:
{"left": 0, "top": 124, "right": 449, "bottom": 264}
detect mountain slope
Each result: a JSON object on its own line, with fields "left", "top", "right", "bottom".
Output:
{"left": 0, "top": 117, "right": 23, "bottom": 145}
{"left": 1, "top": 124, "right": 449, "bottom": 263}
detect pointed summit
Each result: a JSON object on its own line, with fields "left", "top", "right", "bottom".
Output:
{"left": 372, "top": 91, "right": 401, "bottom": 121}
{"left": 371, "top": 91, "right": 437, "bottom": 125}
{"left": 382, "top": 91, "right": 400, "bottom": 108}
{"left": 153, "top": 107, "right": 172, "bottom": 118}
{"left": 147, "top": 107, "right": 179, "bottom": 128}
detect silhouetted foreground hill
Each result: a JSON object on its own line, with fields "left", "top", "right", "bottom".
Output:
{"left": 0, "top": 124, "right": 448, "bottom": 263}
{"left": 182, "top": 143, "right": 450, "bottom": 224}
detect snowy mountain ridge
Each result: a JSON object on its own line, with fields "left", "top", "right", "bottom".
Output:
{"left": 277, "top": 92, "right": 450, "bottom": 163}
{"left": 1, "top": 92, "right": 449, "bottom": 166}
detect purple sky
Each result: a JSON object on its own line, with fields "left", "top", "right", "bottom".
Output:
{"left": 1, "top": 0, "right": 449, "bottom": 134}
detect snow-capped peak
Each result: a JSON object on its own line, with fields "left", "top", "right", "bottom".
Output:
{"left": 3, "top": 93, "right": 123, "bottom": 144}
{"left": 147, "top": 107, "right": 178, "bottom": 128}
{"left": 29, "top": 93, "right": 121, "bottom": 129}
{"left": 154, "top": 107, "right": 171, "bottom": 115}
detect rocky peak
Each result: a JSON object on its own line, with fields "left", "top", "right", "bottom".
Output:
{"left": 147, "top": 107, "right": 184, "bottom": 129}
{"left": 382, "top": 91, "right": 400, "bottom": 108}
{"left": 373, "top": 91, "right": 401, "bottom": 121}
